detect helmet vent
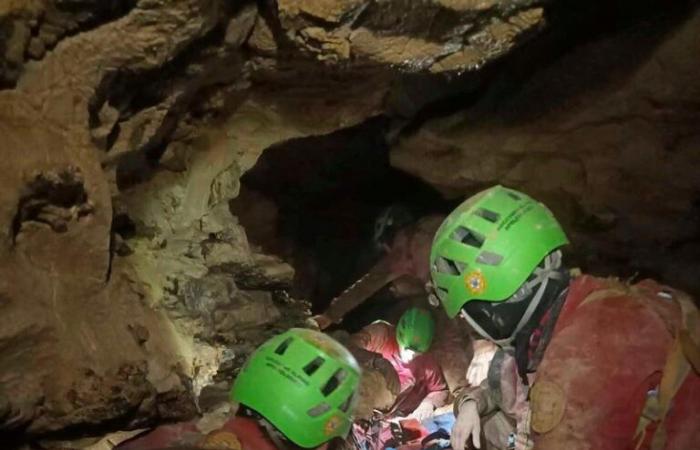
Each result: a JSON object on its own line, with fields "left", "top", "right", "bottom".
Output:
{"left": 477, "top": 251, "right": 503, "bottom": 266}
{"left": 321, "top": 369, "right": 347, "bottom": 396}
{"left": 303, "top": 357, "right": 325, "bottom": 375}
{"left": 339, "top": 394, "right": 354, "bottom": 412}
{"left": 274, "top": 337, "right": 293, "bottom": 355}
{"left": 307, "top": 402, "right": 331, "bottom": 417}
{"left": 475, "top": 208, "right": 500, "bottom": 223}
{"left": 452, "top": 226, "right": 484, "bottom": 248}
{"left": 435, "top": 286, "right": 449, "bottom": 302}
{"left": 507, "top": 192, "right": 522, "bottom": 201}
{"left": 435, "top": 256, "right": 464, "bottom": 275}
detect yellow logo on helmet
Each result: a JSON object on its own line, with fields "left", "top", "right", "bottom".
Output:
{"left": 324, "top": 414, "right": 343, "bottom": 436}
{"left": 465, "top": 271, "right": 487, "bottom": 295}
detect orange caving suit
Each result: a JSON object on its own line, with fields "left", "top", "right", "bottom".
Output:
{"left": 456, "top": 275, "right": 700, "bottom": 450}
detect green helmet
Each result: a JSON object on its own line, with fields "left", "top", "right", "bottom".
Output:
{"left": 231, "top": 328, "right": 361, "bottom": 448}
{"left": 430, "top": 185, "right": 569, "bottom": 319}
{"left": 396, "top": 307, "right": 435, "bottom": 353}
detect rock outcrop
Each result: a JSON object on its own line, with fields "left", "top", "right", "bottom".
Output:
{"left": 392, "top": 9, "right": 700, "bottom": 294}
{"left": 275, "top": 0, "right": 546, "bottom": 73}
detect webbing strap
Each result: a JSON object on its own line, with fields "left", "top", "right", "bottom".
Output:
{"left": 629, "top": 290, "right": 700, "bottom": 450}
{"left": 578, "top": 281, "right": 700, "bottom": 450}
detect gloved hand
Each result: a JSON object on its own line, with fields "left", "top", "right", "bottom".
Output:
{"left": 371, "top": 357, "right": 401, "bottom": 395}
{"left": 451, "top": 400, "right": 481, "bottom": 450}
{"left": 408, "top": 400, "right": 435, "bottom": 422}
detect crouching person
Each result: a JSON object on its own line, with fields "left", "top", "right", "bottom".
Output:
{"left": 350, "top": 307, "right": 449, "bottom": 422}
{"left": 428, "top": 185, "right": 700, "bottom": 450}
{"left": 118, "top": 328, "right": 361, "bottom": 450}
{"left": 348, "top": 308, "right": 450, "bottom": 449}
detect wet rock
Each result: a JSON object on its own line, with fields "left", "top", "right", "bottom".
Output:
{"left": 248, "top": 14, "right": 278, "bottom": 56}
{"left": 0, "top": 0, "right": 245, "bottom": 437}
{"left": 13, "top": 167, "right": 93, "bottom": 238}
{"left": 0, "top": 0, "right": 139, "bottom": 87}
{"left": 223, "top": 3, "right": 257, "bottom": 48}
{"left": 275, "top": 0, "right": 546, "bottom": 73}
{"left": 0, "top": 12, "right": 33, "bottom": 86}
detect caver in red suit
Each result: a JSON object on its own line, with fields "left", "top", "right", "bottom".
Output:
{"left": 427, "top": 185, "right": 700, "bottom": 450}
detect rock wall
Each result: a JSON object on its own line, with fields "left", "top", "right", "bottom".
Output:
{"left": 392, "top": 8, "right": 700, "bottom": 294}
{"left": 0, "top": 0, "right": 557, "bottom": 442}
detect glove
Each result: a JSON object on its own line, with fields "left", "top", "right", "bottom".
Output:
{"left": 408, "top": 400, "right": 435, "bottom": 422}
{"left": 371, "top": 357, "right": 401, "bottom": 395}
{"left": 451, "top": 400, "right": 481, "bottom": 450}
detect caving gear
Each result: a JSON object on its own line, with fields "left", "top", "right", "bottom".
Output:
{"left": 451, "top": 400, "right": 482, "bottom": 450}
{"left": 396, "top": 307, "right": 435, "bottom": 353}
{"left": 452, "top": 275, "right": 700, "bottom": 450}
{"left": 231, "top": 328, "right": 361, "bottom": 448}
{"left": 430, "top": 185, "right": 569, "bottom": 344}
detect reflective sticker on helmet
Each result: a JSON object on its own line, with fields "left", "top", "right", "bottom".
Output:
{"left": 324, "top": 414, "right": 342, "bottom": 436}
{"left": 464, "top": 271, "right": 487, "bottom": 295}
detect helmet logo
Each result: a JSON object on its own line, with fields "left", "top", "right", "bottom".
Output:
{"left": 464, "top": 271, "right": 487, "bottom": 295}
{"left": 324, "top": 415, "right": 342, "bottom": 436}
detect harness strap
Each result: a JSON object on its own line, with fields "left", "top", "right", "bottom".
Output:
{"left": 611, "top": 287, "right": 699, "bottom": 450}
{"left": 578, "top": 280, "right": 700, "bottom": 450}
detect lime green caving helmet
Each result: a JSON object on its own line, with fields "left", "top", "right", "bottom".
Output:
{"left": 396, "top": 307, "right": 435, "bottom": 353}
{"left": 231, "top": 328, "right": 361, "bottom": 448}
{"left": 430, "top": 185, "right": 569, "bottom": 319}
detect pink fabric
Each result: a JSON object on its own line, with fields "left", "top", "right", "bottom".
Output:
{"left": 352, "top": 321, "right": 447, "bottom": 414}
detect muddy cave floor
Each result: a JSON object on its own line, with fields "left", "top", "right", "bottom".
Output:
{"left": 1, "top": 0, "right": 700, "bottom": 448}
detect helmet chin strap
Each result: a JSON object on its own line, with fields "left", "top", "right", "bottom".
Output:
{"left": 260, "top": 417, "right": 295, "bottom": 450}
{"left": 461, "top": 251, "right": 564, "bottom": 348}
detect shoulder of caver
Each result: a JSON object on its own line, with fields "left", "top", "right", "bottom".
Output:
{"left": 561, "top": 274, "right": 690, "bottom": 334}
{"left": 352, "top": 320, "right": 395, "bottom": 350}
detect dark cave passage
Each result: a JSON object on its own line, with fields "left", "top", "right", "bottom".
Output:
{"left": 231, "top": 117, "right": 455, "bottom": 330}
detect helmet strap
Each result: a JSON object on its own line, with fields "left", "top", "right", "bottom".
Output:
{"left": 461, "top": 251, "right": 565, "bottom": 348}
{"left": 260, "top": 417, "right": 297, "bottom": 450}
